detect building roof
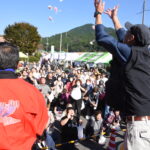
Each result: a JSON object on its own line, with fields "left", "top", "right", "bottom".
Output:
{"left": 0, "top": 36, "right": 5, "bottom": 42}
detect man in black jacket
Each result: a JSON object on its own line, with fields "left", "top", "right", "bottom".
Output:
{"left": 94, "top": 0, "right": 150, "bottom": 149}
{"left": 60, "top": 107, "right": 78, "bottom": 150}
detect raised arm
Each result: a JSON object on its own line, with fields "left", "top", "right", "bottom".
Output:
{"left": 104, "top": 6, "right": 122, "bottom": 30}
{"left": 61, "top": 113, "right": 72, "bottom": 126}
{"left": 94, "top": 0, "right": 105, "bottom": 25}
{"left": 94, "top": 1, "right": 131, "bottom": 65}
{"left": 104, "top": 6, "right": 126, "bottom": 42}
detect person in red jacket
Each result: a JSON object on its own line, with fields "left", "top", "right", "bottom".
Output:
{"left": 0, "top": 42, "right": 48, "bottom": 150}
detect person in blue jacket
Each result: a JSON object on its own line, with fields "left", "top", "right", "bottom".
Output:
{"left": 94, "top": 0, "right": 150, "bottom": 149}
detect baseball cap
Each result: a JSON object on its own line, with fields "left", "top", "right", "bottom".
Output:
{"left": 125, "top": 22, "right": 150, "bottom": 46}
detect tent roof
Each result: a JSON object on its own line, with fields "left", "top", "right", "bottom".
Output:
{"left": 19, "top": 52, "right": 28, "bottom": 58}
{"left": 75, "top": 52, "right": 112, "bottom": 64}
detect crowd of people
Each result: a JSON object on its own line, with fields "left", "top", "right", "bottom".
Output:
{"left": 1, "top": 0, "right": 150, "bottom": 149}
{"left": 16, "top": 59, "right": 122, "bottom": 150}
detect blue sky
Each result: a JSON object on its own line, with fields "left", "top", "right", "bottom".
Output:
{"left": 0, "top": 0, "right": 150, "bottom": 37}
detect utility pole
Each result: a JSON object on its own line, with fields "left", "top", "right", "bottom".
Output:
{"left": 137, "top": 0, "right": 150, "bottom": 24}
{"left": 67, "top": 43, "right": 69, "bottom": 52}
{"left": 59, "top": 33, "right": 62, "bottom": 53}
{"left": 142, "top": 0, "right": 146, "bottom": 24}
{"left": 66, "top": 32, "right": 69, "bottom": 52}
{"left": 46, "top": 38, "right": 49, "bottom": 51}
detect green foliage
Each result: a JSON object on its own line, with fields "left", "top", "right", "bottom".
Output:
{"left": 19, "top": 52, "right": 41, "bottom": 62}
{"left": 41, "top": 24, "right": 116, "bottom": 52}
{"left": 29, "top": 56, "right": 39, "bottom": 62}
{"left": 34, "top": 52, "right": 42, "bottom": 58}
{"left": 4, "top": 22, "right": 41, "bottom": 55}
{"left": 29, "top": 52, "right": 41, "bottom": 62}
{"left": 19, "top": 57, "right": 27, "bottom": 62}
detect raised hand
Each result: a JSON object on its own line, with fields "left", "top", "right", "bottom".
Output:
{"left": 94, "top": 0, "right": 99, "bottom": 8}
{"left": 67, "top": 113, "right": 71, "bottom": 119}
{"left": 104, "top": 5, "right": 119, "bottom": 19}
{"left": 104, "top": 5, "right": 122, "bottom": 30}
{"left": 94, "top": 0, "right": 105, "bottom": 14}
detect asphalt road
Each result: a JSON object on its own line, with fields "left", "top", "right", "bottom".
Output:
{"left": 75, "top": 116, "right": 126, "bottom": 150}
{"left": 54, "top": 116, "right": 126, "bottom": 150}
{"left": 76, "top": 130, "right": 125, "bottom": 150}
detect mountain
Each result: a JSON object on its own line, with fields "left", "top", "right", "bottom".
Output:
{"left": 41, "top": 24, "right": 116, "bottom": 52}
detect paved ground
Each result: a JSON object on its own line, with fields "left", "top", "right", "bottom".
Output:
{"left": 76, "top": 130, "right": 125, "bottom": 150}
{"left": 75, "top": 116, "right": 126, "bottom": 150}
{"left": 54, "top": 116, "right": 126, "bottom": 150}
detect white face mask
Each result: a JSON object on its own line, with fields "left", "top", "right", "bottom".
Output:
{"left": 60, "top": 102, "right": 64, "bottom": 105}
{"left": 58, "top": 78, "right": 61, "bottom": 81}
{"left": 90, "top": 78, "right": 94, "bottom": 81}
{"left": 70, "top": 78, "right": 73, "bottom": 82}
{"left": 86, "top": 82, "right": 90, "bottom": 85}
{"left": 77, "top": 82, "right": 80, "bottom": 86}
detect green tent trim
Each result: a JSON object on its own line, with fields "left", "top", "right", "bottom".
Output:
{"left": 75, "top": 52, "right": 112, "bottom": 64}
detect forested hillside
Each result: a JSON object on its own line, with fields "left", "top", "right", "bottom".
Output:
{"left": 41, "top": 24, "right": 116, "bottom": 52}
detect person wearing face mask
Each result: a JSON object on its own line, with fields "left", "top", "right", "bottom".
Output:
{"left": 53, "top": 76, "right": 63, "bottom": 98}
{"left": 65, "top": 76, "right": 74, "bottom": 94}
{"left": 70, "top": 79, "right": 85, "bottom": 120}
{"left": 83, "top": 79, "right": 93, "bottom": 97}
{"left": 54, "top": 97, "right": 67, "bottom": 121}
{"left": 83, "top": 87, "right": 100, "bottom": 119}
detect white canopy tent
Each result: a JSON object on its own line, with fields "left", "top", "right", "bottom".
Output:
{"left": 19, "top": 52, "right": 28, "bottom": 58}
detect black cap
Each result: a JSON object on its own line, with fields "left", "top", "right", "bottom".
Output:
{"left": 125, "top": 22, "right": 150, "bottom": 46}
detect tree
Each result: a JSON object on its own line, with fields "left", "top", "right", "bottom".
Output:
{"left": 4, "top": 22, "right": 41, "bottom": 55}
